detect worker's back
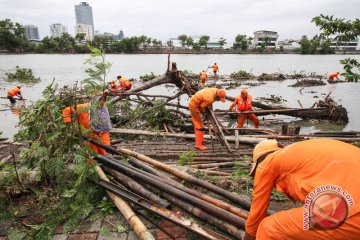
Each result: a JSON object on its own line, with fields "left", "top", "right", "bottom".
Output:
{"left": 263, "top": 139, "right": 360, "bottom": 216}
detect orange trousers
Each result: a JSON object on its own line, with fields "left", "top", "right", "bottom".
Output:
{"left": 237, "top": 114, "right": 259, "bottom": 128}
{"left": 189, "top": 101, "right": 204, "bottom": 130}
{"left": 256, "top": 207, "right": 360, "bottom": 239}
{"left": 90, "top": 132, "right": 110, "bottom": 155}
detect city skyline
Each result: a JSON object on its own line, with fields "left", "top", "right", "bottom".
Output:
{"left": 0, "top": 0, "right": 359, "bottom": 42}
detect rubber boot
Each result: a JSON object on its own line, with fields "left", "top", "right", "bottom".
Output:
{"left": 195, "top": 130, "right": 208, "bottom": 151}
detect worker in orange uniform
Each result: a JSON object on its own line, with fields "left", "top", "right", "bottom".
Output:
{"left": 199, "top": 70, "right": 208, "bottom": 88}
{"left": 188, "top": 88, "right": 226, "bottom": 150}
{"left": 110, "top": 80, "right": 120, "bottom": 91}
{"left": 329, "top": 72, "right": 340, "bottom": 81}
{"left": 117, "top": 75, "right": 132, "bottom": 91}
{"left": 7, "top": 85, "right": 23, "bottom": 104}
{"left": 62, "top": 95, "right": 111, "bottom": 157}
{"left": 89, "top": 95, "right": 112, "bottom": 155}
{"left": 243, "top": 139, "right": 360, "bottom": 240}
{"left": 211, "top": 63, "right": 219, "bottom": 79}
{"left": 229, "top": 88, "right": 259, "bottom": 128}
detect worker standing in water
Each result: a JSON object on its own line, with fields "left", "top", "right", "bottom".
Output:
{"left": 243, "top": 139, "right": 360, "bottom": 240}
{"left": 188, "top": 88, "right": 226, "bottom": 150}
{"left": 199, "top": 70, "right": 208, "bottom": 88}
{"left": 7, "top": 85, "right": 23, "bottom": 104}
{"left": 211, "top": 63, "right": 219, "bottom": 79}
{"left": 229, "top": 88, "right": 259, "bottom": 128}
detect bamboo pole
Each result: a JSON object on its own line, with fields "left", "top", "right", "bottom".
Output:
{"left": 104, "top": 167, "right": 170, "bottom": 208}
{"left": 93, "top": 166, "right": 155, "bottom": 240}
{"left": 110, "top": 128, "right": 263, "bottom": 144}
{"left": 95, "top": 155, "right": 246, "bottom": 227}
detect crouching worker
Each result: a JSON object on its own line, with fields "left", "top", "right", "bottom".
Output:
{"left": 229, "top": 88, "right": 259, "bottom": 128}
{"left": 188, "top": 88, "right": 226, "bottom": 151}
{"left": 243, "top": 139, "right": 360, "bottom": 240}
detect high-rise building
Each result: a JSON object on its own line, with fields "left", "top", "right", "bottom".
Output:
{"left": 50, "top": 23, "right": 68, "bottom": 38}
{"left": 23, "top": 25, "right": 40, "bottom": 40}
{"left": 114, "top": 30, "right": 124, "bottom": 40}
{"left": 75, "top": 24, "right": 93, "bottom": 41}
{"left": 75, "top": 2, "right": 94, "bottom": 36}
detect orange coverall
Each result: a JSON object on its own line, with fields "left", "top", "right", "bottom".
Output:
{"left": 7, "top": 87, "right": 21, "bottom": 97}
{"left": 200, "top": 71, "right": 207, "bottom": 84}
{"left": 119, "top": 77, "right": 132, "bottom": 91}
{"left": 329, "top": 72, "right": 339, "bottom": 81}
{"left": 111, "top": 82, "right": 120, "bottom": 91}
{"left": 188, "top": 88, "right": 218, "bottom": 130}
{"left": 229, "top": 95, "right": 259, "bottom": 128}
{"left": 246, "top": 139, "right": 360, "bottom": 239}
{"left": 212, "top": 64, "right": 218, "bottom": 73}
{"left": 61, "top": 103, "right": 109, "bottom": 155}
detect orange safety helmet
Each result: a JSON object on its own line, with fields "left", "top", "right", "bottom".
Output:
{"left": 250, "top": 140, "right": 282, "bottom": 177}
{"left": 216, "top": 89, "right": 226, "bottom": 102}
{"left": 111, "top": 80, "right": 115, "bottom": 83}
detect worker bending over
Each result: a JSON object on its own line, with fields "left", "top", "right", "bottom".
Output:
{"left": 229, "top": 88, "right": 259, "bottom": 128}
{"left": 329, "top": 71, "right": 340, "bottom": 81}
{"left": 188, "top": 88, "right": 226, "bottom": 150}
{"left": 117, "top": 75, "right": 132, "bottom": 91}
{"left": 243, "top": 139, "right": 360, "bottom": 240}
{"left": 7, "top": 85, "right": 23, "bottom": 104}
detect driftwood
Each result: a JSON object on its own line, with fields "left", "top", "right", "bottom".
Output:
{"left": 289, "top": 79, "right": 326, "bottom": 87}
{"left": 214, "top": 107, "right": 328, "bottom": 116}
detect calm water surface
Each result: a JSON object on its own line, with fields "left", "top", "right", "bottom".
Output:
{"left": 1, "top": 54, "right": 359, "bottom": 139}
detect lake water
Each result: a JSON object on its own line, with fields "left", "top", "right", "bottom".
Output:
{"left": 1, "top": 54, "right": 359, "bottom": 139}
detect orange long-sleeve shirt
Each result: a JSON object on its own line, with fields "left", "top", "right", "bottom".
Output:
{"left": 189, "top": 88, "right": 218, "bottom": 113}
{"left": 246, "top": 139, "right": 360, "bottom": 237}
{"left": 62, "top": 103, "right": 91, "bottom": 129}
{"left": 329, "top": 72, "right": 339, "bottom": 80}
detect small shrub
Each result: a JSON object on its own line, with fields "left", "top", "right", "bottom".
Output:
{"left": 178, "top": 151, "right": 195, "bottom": 166}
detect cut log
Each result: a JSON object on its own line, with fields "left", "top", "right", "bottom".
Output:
{"left": 225, "top": 96, "right": 348, "bottom": 124}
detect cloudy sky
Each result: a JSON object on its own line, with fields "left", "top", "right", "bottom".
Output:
{"left": 0, "top": 0, "right": 359, "bottom": 42}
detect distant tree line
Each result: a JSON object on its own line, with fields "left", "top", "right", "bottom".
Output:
{"left": 0, "top": 18, "right": 348, "bottom": 55}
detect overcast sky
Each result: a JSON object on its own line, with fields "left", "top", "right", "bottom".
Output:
{"left": 1, "top": 0, "right": 359, "bottom": 42}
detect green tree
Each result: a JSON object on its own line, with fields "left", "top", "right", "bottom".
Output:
{"left": 299, "top": 35, "right": 313, "bottom": 54}
{"left": 199, "top": 35, "right": 210, "bottom": 49}
{"left": 152, "top": 39, "right": 162, "bottom": 49}
{"left": 178, "top": 34, "right": 188, "bottom": 47}
{"left": 234, "top": 34, "right": 249, "bottom": 51}
{"left": 312, "top": 15, "right": 360, "bottom": 81}
{"left": 186, "top": 36, "right": 194, "bottom": 48}
{"left": 0, "top": 18, "right": 28, "bottom": 51}
{"left": 91, "top": 35, "right": 114, "bottom": 53}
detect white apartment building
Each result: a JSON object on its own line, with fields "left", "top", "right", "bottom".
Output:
{"left": 75, "top": 24, "right": 93, "bottom": 41}
{"left": 50, "top": 23, "right": 68, "bottom": 38}
{"left": 329, "top": 38, "right": 360, "bottom": 51}
{"left": 253, "top": 30, "right": 279, "bottom": 48}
